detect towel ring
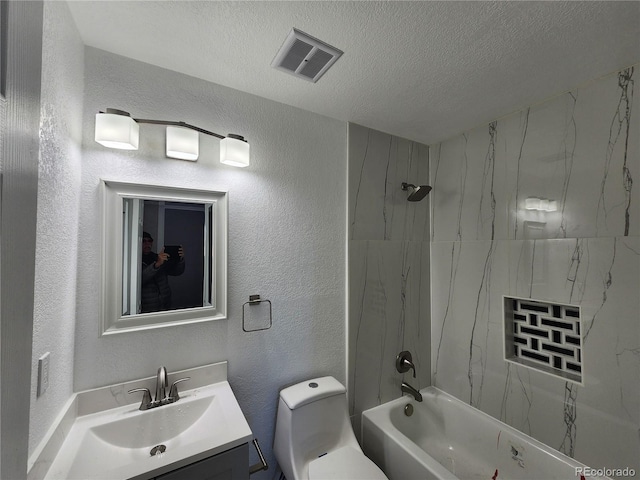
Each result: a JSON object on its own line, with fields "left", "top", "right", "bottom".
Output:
{"left": 242, "top": 295, "right": 272, "bottom": 332}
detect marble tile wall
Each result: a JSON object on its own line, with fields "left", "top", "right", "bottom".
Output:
{"left": 431, "top": 65, "right": 639, "bottom": 472}
{"left": 348, "top": 123, "right": 431, "bottom": 436}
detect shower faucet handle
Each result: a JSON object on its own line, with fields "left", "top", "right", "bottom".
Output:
{"left": 396, "top": 350, "right": 416, "bottom": 378}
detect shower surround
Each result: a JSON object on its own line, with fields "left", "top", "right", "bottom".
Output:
{"left": 348, "top": 124, "right": 431, "bottom": 435}
{"left": 431, "top": 65, "right": 639, "bottom": 472}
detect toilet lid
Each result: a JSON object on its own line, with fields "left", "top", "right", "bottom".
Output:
{"left": 308, "top": 446, "right": 388, "bottom": 480}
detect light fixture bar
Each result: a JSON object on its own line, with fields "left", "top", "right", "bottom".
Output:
{"left": 133, "top": 118, "right": 226, "bottom": 140}
{"left": 97, "top": 109, "right": 240, "bottom": 141}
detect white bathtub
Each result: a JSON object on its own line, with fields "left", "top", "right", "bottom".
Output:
{"left": 362, "top": 387, "right": 607, "bottom": 480}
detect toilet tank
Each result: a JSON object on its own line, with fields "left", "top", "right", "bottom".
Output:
{"left": 273, "top": 377, "right": 358, "bottom": 478}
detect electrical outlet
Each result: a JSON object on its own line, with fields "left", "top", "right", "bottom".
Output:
{"left": 38, "top": 352, "right": 50, "bottom": 397}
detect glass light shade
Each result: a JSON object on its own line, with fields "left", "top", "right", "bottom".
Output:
{"left": 525, "top": 197, "right": 540, "bottom": 210}
{"left": 166, "top": 126, "right": 199, "bottom": 161}
{"left": 220, "top": 135, "right": 250, "bottom": 168}
{"left": 95, "top": 112, "right": 139, "bottom": 150}
{"left": 546, "top": 200, "right": 558, "bottom": 212}
{"left": 539, "top": 199, "right": 550, "bottom": 212}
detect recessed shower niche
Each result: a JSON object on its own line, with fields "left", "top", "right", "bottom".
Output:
{"left": 503, "top": 296, "right": 583, "bottom": 384}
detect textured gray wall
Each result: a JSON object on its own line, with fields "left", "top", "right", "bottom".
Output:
{"left": 73, "top": 48, "right": 347, "bottom": 478}
{"left": 29, "top": 0, "right": 84, "bottom": 459}
{"left": 1, "top": 1, "right": 43, "bottom": 478}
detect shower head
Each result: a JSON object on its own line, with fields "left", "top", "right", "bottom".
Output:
{"left": 401, "top": 182, "right": 432, "bottom": 202}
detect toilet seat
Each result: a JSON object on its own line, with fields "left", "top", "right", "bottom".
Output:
{"left": 308, "top": 446, "right": 388, "bottom": 479}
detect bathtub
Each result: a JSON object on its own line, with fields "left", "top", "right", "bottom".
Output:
{"left": 362, "top": 387, "right": 607, "bottom": 480}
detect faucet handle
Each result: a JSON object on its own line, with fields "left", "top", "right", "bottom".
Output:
{"left": 396, "top": 350, "right": 416, "bottom": 378}
{"left": 167, "top": 377, "right": 190, "bottom": 402}
{"left": 127, "top": 388, "right": 153, "bottom": 410}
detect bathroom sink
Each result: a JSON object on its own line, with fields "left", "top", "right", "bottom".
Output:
{"left": 89, "top": 393, "right": 213, "bottom": 449}
{"left": 45, "top": 380, "right": 252, "bottom": 480}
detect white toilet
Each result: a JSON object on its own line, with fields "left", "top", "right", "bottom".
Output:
{"left": 273, "top": 376, "right": 388, "bottom": 480}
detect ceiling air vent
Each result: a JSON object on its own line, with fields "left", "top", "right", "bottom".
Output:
{"left": 271, "top": 28, "right": 343, "bottom": 83}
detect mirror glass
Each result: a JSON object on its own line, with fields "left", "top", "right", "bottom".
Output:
{"left": 122, "top": 199, "right": 212, "bottom": 315}
{"left": 102, "top": 181, "right": 227, "bottom": 335}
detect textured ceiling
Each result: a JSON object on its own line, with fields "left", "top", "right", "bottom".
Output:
{"left": 67, "top": 1, "right": 640, "bottom": 145}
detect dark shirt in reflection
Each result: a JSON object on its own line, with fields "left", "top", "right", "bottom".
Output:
{"left": 141, "top": 252, "right": 185, "bottom": 313}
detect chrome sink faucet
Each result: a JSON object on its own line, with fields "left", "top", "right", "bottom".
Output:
{"left": 401, "top": 382, "right": 423, "bottom": 402}
{"left": 128, "top": 366, "right": 190, "bottom": 410}
{"left": 155, "top": 366, "right": 167, "bottom": 405}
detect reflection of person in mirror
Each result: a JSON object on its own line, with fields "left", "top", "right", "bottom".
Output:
{"left": 141, "top": 231, "right": 185, "bottom": 313}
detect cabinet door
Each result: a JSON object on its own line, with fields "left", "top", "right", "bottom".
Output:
{"left": 156, "top": 443, "right": 249, "bottom": 480}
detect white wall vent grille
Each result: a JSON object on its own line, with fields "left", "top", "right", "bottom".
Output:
{"left": 271, "top": 28, "right": 343, "bottom": 83}
{"left": 503, "top": 296, "right": 583, "bottom": 384}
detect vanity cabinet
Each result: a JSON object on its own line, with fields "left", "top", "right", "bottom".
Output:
{"left": 152, "top": 443, "right": 249, "bottom": 480}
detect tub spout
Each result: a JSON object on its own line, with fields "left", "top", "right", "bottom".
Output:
{"left": 401, "top": 382, "right": 423, "bottom": 402}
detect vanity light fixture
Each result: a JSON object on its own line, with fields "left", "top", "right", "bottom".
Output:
{"left": 94, "top": 108, "right": 250, "bottom": 167}
{"left": 525, "top": 197, "right": 558, "bottom": 212}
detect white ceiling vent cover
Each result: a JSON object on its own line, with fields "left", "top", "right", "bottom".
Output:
{"left": 271, "top": 28, "right": 343, "bottom": 83}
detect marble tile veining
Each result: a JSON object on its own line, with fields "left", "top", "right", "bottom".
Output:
{"left": 348, "top": 123, "right": 430, "bottom": 424}
{"left": 432, "top": 64, "right": 639, "bottom": 473}
{"left": 433, "top": 67, "right": 639, "bottom": 243}
{"left": 349, "top": 66, "right": 637, "bottom": 473}
{"left": 596, "top": 67, "right": 635, "bottom": 237}
{"left": 349, "top": 123, "right": 429, "bottom": 242}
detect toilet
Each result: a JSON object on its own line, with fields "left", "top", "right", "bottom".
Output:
{"left": 273, "top": 376, "right": 388, "bottom": 480}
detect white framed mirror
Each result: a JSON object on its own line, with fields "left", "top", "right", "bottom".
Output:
{"left": 101, "top": 180, "right": 227, "bottom": 335}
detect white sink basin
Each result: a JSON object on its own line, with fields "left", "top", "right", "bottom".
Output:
{"left": 45, "top": 381, "right": 252, "bottom": 480}
{"left": 90, "top": 394, "right": 213, "bottom": 449}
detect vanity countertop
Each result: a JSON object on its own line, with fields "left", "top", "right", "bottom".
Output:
{"left": 30, "top": 362, "right": 252, "bottom": 480}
